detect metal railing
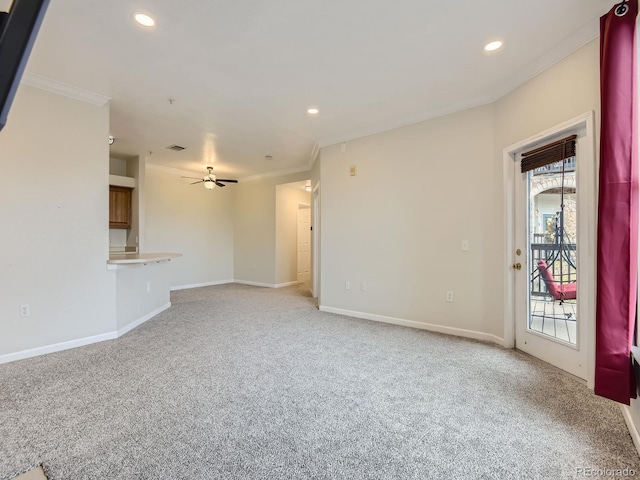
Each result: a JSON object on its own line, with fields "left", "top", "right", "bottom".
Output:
{"left": 530, "top": 243, "right": 577, "bottom": 297}
{"left": 533, "top": 156, "right": 576, "bottom": 175}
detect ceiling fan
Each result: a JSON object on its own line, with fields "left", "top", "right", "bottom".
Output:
{"left": 182, "top": 166, "right": 238, "bottom": 190}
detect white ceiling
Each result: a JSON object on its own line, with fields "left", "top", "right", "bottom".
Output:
{"left": 15, "top": 0, "right": 612, "bottom": 178}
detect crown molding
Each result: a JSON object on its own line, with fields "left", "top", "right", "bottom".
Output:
{"left": 21, "top": 72, "right": 110, "bottom": 106}
{"left": 238, "top": 166, "right": 310, "bottom": 184}
{"left": 316, "top": 95, "right": 493, "bottom": 148}
{"left": 315, "top": 24, "right": 600, "bottom": 150}
{"left": 486, "top": 22, "right": 599, "bottom": 105}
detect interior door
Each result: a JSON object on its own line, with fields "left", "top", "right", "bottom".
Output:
{"left": 297, "top": 204, "right": 311, "bottom": 285}
{"left": 513, "top": 127, "right": 592, "bottom": 381}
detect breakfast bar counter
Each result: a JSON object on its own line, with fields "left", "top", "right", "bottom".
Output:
{"left": 107, "top": 252, "right": 182, "bottom": 265}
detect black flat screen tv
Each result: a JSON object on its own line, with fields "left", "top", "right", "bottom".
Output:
{"left": 0, "top": 0, "right": 49, "bottom": 132}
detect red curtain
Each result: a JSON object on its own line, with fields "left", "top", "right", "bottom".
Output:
{"left": 595, "top": 0, "right": 639, "bottom": 405}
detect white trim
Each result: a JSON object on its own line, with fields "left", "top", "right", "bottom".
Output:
{"left": 117, "top": 302, "right": 171, "bottom": 337}
{"left": 316, "top": 96, "right": 493, "bottom": 148}
{"left": 319, "top": 306, "right": 506, "bottom": 346}
{"left": 234, "top": 279, "right": 275, "bottom": 288}
{"left": 0, "top": 332, "right": 117, "bottom": 365}
{"left": 170, "top": 279, "right": 234, "bottom": 291}
{"left": 316, "top": 26, "right": 598, "bottom": 150}
{"left": 621, "top": 405, "right": 640, "bottom": 458}
{"left": 109, "top": 174, "right": 136, "bottom": 188}
{"left": 0, "top": 303, "right": 173, "bottom": 364}
{"left": 20, "top": 72, "right": 110, "bottom": 106}
{"left": 233, "top": 279, "right": 298, "bottom": 288}
{"left": 487, "top": 23, "right": 598, "bottom": 107}
{"left": 238, "top": 166, "right": 310, "bottom": 184}
{"left": 503, "top": 111, "right": 596, "bottom": 387}
{"left": 503, "top": 143, "right": 516, "bottom": 349}
{"left": 312, "top": 183, "right": 320, "bottom": 300}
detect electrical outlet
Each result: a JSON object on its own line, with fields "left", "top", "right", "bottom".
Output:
{"left": 350, "top": 165, "right": 357, "bottom": 176}
{"left": 361, "top": 281, "right": 367, "bottom": 291}
{"left": 461, "top": 240, "right": 469, "bottom": 251}
{"left": 20, "top": 304, "right": 30, "bottom": 317}
{"left": 446, "top": 291, "right": 454, "bottom": 302}
{"left": 147, "top": 282, "right": 151, "bottom": 293}
{"left": 345, "top": 281, "right": 351, "bottom": 290}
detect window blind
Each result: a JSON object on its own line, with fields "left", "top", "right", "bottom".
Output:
{"left": 521, "top": 134, "right": 577, "bottom": 173}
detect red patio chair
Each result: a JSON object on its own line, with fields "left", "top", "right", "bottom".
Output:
{"left": 537, "top": 259, "right": 576, "bottom": 301}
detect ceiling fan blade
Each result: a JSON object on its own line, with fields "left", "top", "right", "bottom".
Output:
{"left": 216, "top": 179, "right": 238, "bottom": 183}
{"left": 182, "top": 176, "right": 203, "bottom": 180}
{"left": 190, "top": 180, "right": 205, "bottom": 185}
{"left": 214, "top": 181, "right": 226, "bottom": 187}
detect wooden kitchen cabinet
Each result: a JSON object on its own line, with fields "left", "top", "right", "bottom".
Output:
{"left": 109, "top": 185, "right": 132, "bottom": 228}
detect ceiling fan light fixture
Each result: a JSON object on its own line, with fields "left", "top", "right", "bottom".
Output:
{"left": 204, "top": 180, "right": 216, "bottom": 190}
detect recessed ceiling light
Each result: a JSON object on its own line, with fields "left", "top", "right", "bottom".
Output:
{"left": 307, "top": 106, "right": 319, "bottom": 115}
{"left": 134, "top": 13, "right": 155, "bottom": 27}
{"left": 484, "top": 40, "right": 503, "bottom": 52}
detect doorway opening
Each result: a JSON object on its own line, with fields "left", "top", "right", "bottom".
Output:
{"left": 275, "top": 180, "right": 311, "bottom": 287}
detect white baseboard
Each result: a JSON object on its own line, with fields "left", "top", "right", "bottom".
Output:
{"left": 117, "top": 302, "right": 171, "bottom": 337}
{"left": 274, "top": 281, "right": 299, "bottom": 288}
{"left": 318, "top": 306, "right": 505, "bottom": 346}
{"left": 234, "top": 279, "right": 275, "bottom": 288}
{"left": 621, "top": 405, "right": 640, "bottom": 458}
{"left": 234, "top": 279, "right": 300, "bottom": 289}
{"left": 175, "top": 279, "right": 299, "bottom": 290}
{"left": 170, "top": 280, "right": 234, "bottom": 291}
{"left": 0, "top": 331, "right": 118, "bottom": 365}
{"left": 0, "top": 303, "right": 173, "bottom": 365}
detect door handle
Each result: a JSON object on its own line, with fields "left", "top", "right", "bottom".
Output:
{"left": 512, "top": 263, "right": 522, "bottom": 270}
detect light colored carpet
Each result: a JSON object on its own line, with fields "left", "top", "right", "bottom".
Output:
{"left": 1, "top": 283, "right": 639, "bottom": 479}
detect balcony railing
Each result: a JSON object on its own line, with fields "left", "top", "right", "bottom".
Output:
{"left": 530, "top": 242, "right": 577, "bottom": 297}
{"left": 533, "top": 156, "right": 576, "bottom": 175}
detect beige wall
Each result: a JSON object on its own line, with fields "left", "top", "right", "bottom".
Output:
{"left": 145, "top": 166, "right": 234, "bottom": 288}
{"left": 320, "top": 104, "right": 495, "bottom": 336}
{"left": 115, "top": 263, "right": 170, "bottom": 330}
{"left": 0, "top": 85, "right": 115, "bottom": 356}
{"left": 275, "top": 183, "right": 311, "bottom": 285}
{"left": 233, "top": 172, "right": 310, "bottom": 285}
{"left": 318, "top": 39, "right": 600, "bottom": 342}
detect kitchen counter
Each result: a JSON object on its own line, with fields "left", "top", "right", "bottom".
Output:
{"left": 107, "top": 252, "right": 182, "bottom": 265}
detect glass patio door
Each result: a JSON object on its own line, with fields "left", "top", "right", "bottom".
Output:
{"left": 513, "top": 132, "right": 589, "bottom": 381}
